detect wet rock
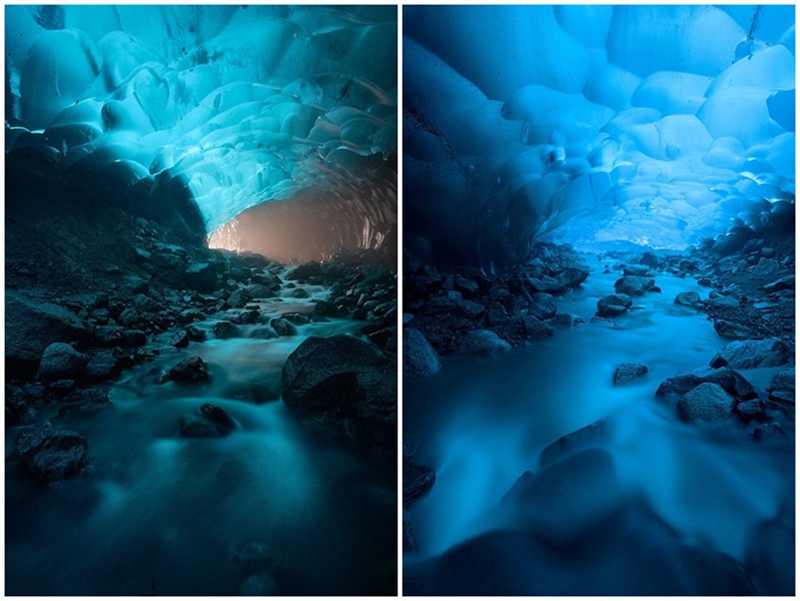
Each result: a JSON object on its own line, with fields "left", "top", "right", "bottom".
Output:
{"left": 214, "top": 321, "right": 238, "bottom": 339}
{"left": 539, "top": 418, "right": 611, "bottom": 467}
{"left": 622, "top": 264, "right": 651, "bottom": 276}
{"left": 597, "top": 293, "right": 633, "bottom": 317}
{"left": 6, "top": 290, "right": 88, "bottom": 378}
{"left": 674, "top": 291, "right": 701, "bottom": 307}
{"left": 753, "top": 423, "right": 789, "bottom": 443}
{"left": 231, "top": 309, "right": 261, "bottom": 325}
{"left": 752, "top": 257, "right": 780, "bottom": 276}
{"left": 227, "top": 288, "right": 253, "bottom": 308}
{"left": 521, "top": 316, "right": 553, "bottom": 341}
{"left": 705, "top": 294, "right": 739, "bottom": 309}
{"left": 186, "top": 326, "right": 207, "bottom": 342}
{"left": 713, "top": 320, "right": 756, "bottom": 340}
{"left": 404, "top": 462, "right": 435, "bottom": 508}
{"left": 710, "top": 339, "right": 790, "bottom": 370}
{"left": 554, "top": 313, "right": 584, "bottom": 327}
{"left": 270, "top": 317, "right": 297, "bottom": 337}
{"left": 36, "top": 343, "right": 87, "bottom": 380}
{"left": 170, "top": 330, "right": 189, "bottom": 348}
{"left": 290, "top": 288, "right": 309, "bottom": 299}
{"left": 403, "top": 510, "right": 419, "bottom": 553}
{"left": 281, "top": 334, "right": 396, "bottom": 422}
{"left": 5, "top": 384, "right": 37, "bottom": 424}
{"left": 527, "top": 293, "right": 557, "bottom": 320}
{"left": 768, "top": 368, "right": 794, "bottom": 396}
{"left": 764, "top": 275, "right": 794, "bottom": 294}
{"left": 49, "top": 379, "right": 76, "bottom": 396}
{"left": 285, "top": 262, "right": 322, "bottom": 281}
{"left": 122, "top": 329, "right": 147, "bottom": 347}
{"left": 656, "top": 366, "right": 757, "bottom": 402}
{"left": 614, "top": 276, "right": 655, "bottom": 296}
{"left": 404, "top": 328, "right": 440, "bottom": 379}
{"left": 613, "top": 363, "right": 648, "bottom": 385}
{"left": 183, "top": 262, "right": 217, "bottom": 292}
{"left": 457, "top": 329, "right": 511, "bottom": 356}
{"left": 166, "top": 356, "right": 209, "bottom": 384}
{"left": 117, "top": 308, "right": 141, "bottom": 328}
{"left": 314, "top": 300, "right": 349, "bottom": 318}
{"left": 85, "top": 352, "right": 121, "bottom": 380}
{"left": 734, "top": 399, "right": 767, "bottom": 422}
{"left": 676, "top": 383, "right": 734, "bottom": 423}
{"left": 15, "top": 422, "right": 90, "bottom": 483}
{"left": 131, "top": 294, "right": 161, "bottom": 313}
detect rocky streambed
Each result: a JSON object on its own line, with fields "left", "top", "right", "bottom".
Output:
{"left": 403, "top": 239, "right": 794, "bottom": 596}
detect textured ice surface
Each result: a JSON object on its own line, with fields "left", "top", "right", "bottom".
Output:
{"left": 6, "top": 5, "right": 396, "bottom": 242}
{"left": 403, "top": 5, "right": 794, "bottom": 268}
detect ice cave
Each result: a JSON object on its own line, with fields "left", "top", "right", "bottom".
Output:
{"left": 5, "top": 5, "right": 397, "bottom": 596}
{"left": 403, "top": 5, "right": 795, "bottom": 597}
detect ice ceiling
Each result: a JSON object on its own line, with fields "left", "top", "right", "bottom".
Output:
{"left": 403, "top": 5, "right": 795, "bottom": 269}
{"left": 5, "top": 5, "right": 397, "bottom": 259}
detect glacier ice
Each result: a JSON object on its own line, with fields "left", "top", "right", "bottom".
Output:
{"left": 6, "top": 5, "right": 397, "bottom": 258}
{"left": 403, "top": 5, "right": 795, "bottom": 269}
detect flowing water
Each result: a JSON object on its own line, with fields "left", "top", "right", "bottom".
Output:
{"left": 404, "top": 255, "right": 794, "bottom": 591}
{"left": 6, "top": 283, "right": 396, "bottom": 596}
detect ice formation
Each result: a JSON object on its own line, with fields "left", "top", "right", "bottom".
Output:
{"left": 403, "top": 5, "right": 795, "bottom": 269}
{"left": 6, "top": 5, "right": 397, "bottom": 258}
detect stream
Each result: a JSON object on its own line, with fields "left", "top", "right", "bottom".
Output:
{"left": 404, "top": 255, "right": 794, "bottom": 593}
{"left": 6, "top": 282, "right": 396, "bottom": 596}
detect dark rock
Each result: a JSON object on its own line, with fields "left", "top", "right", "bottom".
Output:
{"left": 656, "top": 366, "right": 757, "bottom": 402}
{"left": 597, "top": 293, "right": 633, "bottom": 317}
{"left": 131, "top": 294, "right": 161, "bottom": 313}
{"left": 768, "top": 368, "right": 794, "bottom": 395}
{"left": 290, "top": 288, "right": 309, "bottom": 299}
{"left": 676, "top": 383, "right": 734, "bottom": 423}
{"left": 527, "top": 293, "right": 557, "bottom": 320}
{"left": 6, "top": 291, "right": 88, "bottom": 378}
{"left": 457, "top": 329, "right": 511, "bottom": 356}
{"left": 623, "top": 264, "right": 651, "bottom": 276}
{"left": 200, "top": 403, "right": 237, "bottom": 431}
{"left": 404, "top": 462, "right": 435, "bottom": 508}
{"left": 613, "top": 363, "right": 648, "bottom": 385}
{"left": 403, "top": 510, "right": 419, "bottom": 553}
{"left": 230, "top": 309, "right": 261, "bottom": 325}
{"left": 764, "top": 275, "right": 794, "bottom": 294}
{"left": 270, "top": 317, "right": 297, "bottom": 337}
{"left": 214, "top": 321, "right": 239, "bottom": 339}
{"left": 170, "top": 330, "right": 189, "bottom": 348}
{"left": 15, "top": 422, "right": 90, "bottom": 483}
{"left": 539, "top": 418, "right": 611, "bottom": 467}
{"left": 86, "top": 352, "right": 121, "bottom": 380}
{"left": 486, "top": 302, "right": 510, "bottom": 326}
{"left": 403, "top": 328, "right": 440, "bottom": 379}
{"left": 752, "top": 257, "right": 780, "bottom": 276}
{"left": 167, "top": 356, "right": 209, "bottom": 384}
{"left": 710, "top": 339, "right": 790, "bottom": 370}
{"left": 186, "top": 326, "right": 207, "bottom": 342}
{"left": 734, "top": 399, "right": 767, "bottom": 422}
{"left": 36, "top": 343, "right": 87, "bottom": 380}
{"left": 614, "top": 276, "right": 655, "bottom": 296}
{"left": 554, "top": 313, "right": 584, "bottom": 327}
{"left": 674, "top": 291, "right": 701, "bottom": 307}
{"left": 521, "top": 316, "right": 553, "bottom": 341}
{"left": 713, "top": 320, "right": 756, "bottom": 340}
{"left": 183, "top": 262, "right": 217, "bottom": 292}
{"left": 705, "top": 294, "right": 739, "bottom": 309}
{"left": 227, "top": 288, "right": 253, "bottom": 308}
{"left": 454, "top": 275, "right": 479, "bottom": 295}
{"left": 122, "top": 329, "right": 147, "bottom": 347}
{"left": 49, "top": 379, "right": 76, "bottom": 396}
{"left": 314, "top": 300, "right": 349, "bottom": 318}
{"left": 281, "top": 334, "right": 396, "bottom": 422}
{"left": 285, "top": 262, "right": 322, "bottom": 281}
{"left": 117, "top": 308, "right": 141, "bottom": 328}
{"left": 753, "top": 423, "right": 789, "bottom": 442}
{"left": 5, "top": 384, "right": 37, "bottom": 424}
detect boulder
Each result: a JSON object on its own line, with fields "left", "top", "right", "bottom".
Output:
{"left": 768, "top": 368, "right": 794, "bottom": 395}
{"left": 457, "top": 329, "right": 511, "bottom": 356}
{"left": 214, "top": 321, "right": 238, "bottom": 339}
{"left": 270, "top": 317, "right": 297, "bottom": 337}
{"left": 733, "top": 399, "right": 767, "bottom": 422}
{"left": 6, "top": 291, "right": 87, "bottom": 378}
{"left": 539, "top": 418, "right": 612, "bottom": 467}
{"left": 764, "top": 275, "right": 794, "bottom": 294}
{"left": 521, "top": 316, "right": 554, "bottom": 341}
{"left": 227, "top": 288, "right": 253, "bottom": 308}
{"left": 674, "top": 291, "right": 701, "bottom": 307}
{"left": 705, "top": 294, "right": 739, "bottom": 309}
{"left": 753, "top": 423, "right": 789, "bottom": 442}
{"left": 613, "top": 363, "right": 648, "bottom": 385}
{"left": 656, "top": 366, "right": 756, "bottom": 402}
{"left": 713, "top": 320, "right": 756, "bottom": 340}
{"left": 622, "top": 264, "right": 651, "bottom": 276}
{"left": 403, "top": 328, "right": 440, "bottom": 379}
{"left": 614, "top": 276, "right": 655, "bottom": 296}
{"left": 281, "top": 335, "right": 396, "bottom": 422}
{"left": 527, "top": 293, "right": 557, "bottom": 320}
{"left": 180, "top": 403, "right": 236, "bottom": 438}
{"left": 676, "top": 383, "right": 734, "bottom": 423}
{"left": 15, "top": 422, "right": 90, "bottom": 483}
{"left": 597, "top": 294, "right": 633, "bottom": 317}
{"left": 183, "top": 262, "right": 217, "bottom": 292}
{"left": 36, "top": 343, "right": 87, "bottom": 380}
{"left": 403, "top": 462, "right": 436, "bottom": 508}
{"left": 170, "top": 330, "right": 190, "bottom": 348}
{"left": 85, "top": 352, "right": 121, "bottom": 380}
{"left": 710, "top": 339, "right": 790, "bottom": 370}
{"left": 166, "top": 356, "right": 209, "bottom": 384}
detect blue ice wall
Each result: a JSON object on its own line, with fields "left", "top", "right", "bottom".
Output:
{"left": 6, "top": 5, "right": 397, "bottom": 241}
{"left": 403, "top": 5, "right": 794, "bottom": 268}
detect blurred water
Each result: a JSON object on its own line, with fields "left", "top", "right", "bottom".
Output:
{"left": 6, "top": 292, "right": 396, "bottom": 596}
{"left": 404, "top": 256, "right": 794, "bottom": 569}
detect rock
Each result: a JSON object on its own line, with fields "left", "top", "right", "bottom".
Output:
{"left": 36, "top": 343, "right": 87, "bottom": 380}
{"left": 6, "top": 291, "right": 88, "bottom": 378}
{"left": 622, "top": 264, "right": 651, "bottom": 276}
{"left": 676, "top": 383, "right": 734, "bottom": 423}
{"left": 122, "top": 329, "right": 147, "bottom": 347}
{"left": 285, "top": 262, "right": 322, "bottom": 281}
{"left": 15, "top": 422, "right": 90, "bottom": 483}
{"left": 238, "top": 573, "right": 279, "bottom": 596}
{"left": 752, "top": 257, "right": 780, "bottom": 275}
{"left": 539, "top": 418, "right": 611, "bottom": 467}
{"left": 713, "top": 320, "right": 756, "bottom": 340}
{"left": 85, "top": 352, "right": 120, "bottom": 380}
{"left": 93, "top": 325, "right": 125, "bottom": 346}
{"left": 457, "top": 329, "right": 511, "bottom": 356}
{"left": 597, "top": 293, "right": 633, "bottom": 317}
{"left": 117, "top": 308, "right": 141, "bottom": 328}
{"left": 200, "top": 403, "right": 237, "bottom": 431}
{"left": 166, "top": 356, "right": 209, "bottom": 384}
{"left": 764, "top": 275, "right": 794, "bottom": 294}
{"left": 403, "top": 510, "right": 419, "bottom": 553}
{"left": 281, "top": 334, "right": 396, "bottom": 422}
{"left": 454, "top": 275, "right": 479, "bottom": 295}
{"left": 613, "top": 363, "right": 648, "bottom": 385}
{"left": 230, "top": 309, "right": 260, "bottom": 325}
{"left": 521, "top": 316, "right": 554, "bottom": 340}
{"left": 290, "top": 288, "right": 309, "bottom": 299}
{"left": 214, "top": 321, "right": 239, "bottom": 339}
{"left": 183, "top": 262, "right": 217, "bottom": 292}
{"left": 170, "top": 330, "right": 189, "bottom": 348}
{"left": 270, "top": 317, "right": 297, "bottom": 337}
{"left": 527, "top": 293, "right": 557, "bottom": 320}
{"left": 734, "top": 399, "right": 767, "bottom": 422}
{"left": 656, "top": 366, "right": 757, "bottom": 402}
{"left": 768, "top": 368, "right": 794, "bottom": 395}
{"left": 705, "top": 295, "right": 739, "bottom": 309}
{"left": 5, "top": 384, "right": 37, "bottom": 424}
{"left": 186, "top": 326, "right": 207, "bottom": 342}
{"left": 674, "top": 291, "right": 701, "bottom": 307}
{"left": 131, "top": 294, "right": 160, "bottom": 313}
{"left": 710, "top": 339, "right": 790, "bottom": 370}
{"left": 49, "top": 379, "right": 76, "bottom": 396}
{"left": 554, "top": 313, "right": 584, "bottom": 327}
{"left": 404, "top": 462, "right": 435, "bottom": 507}
{"left": 614, "top": 276, "right": 655, "bottom": 296}
{"left": 180, "top": 404, "right": 236, "bottom": 437}
{"left": 753, "top": 423, "right": 789, "bottom": 442}
{"left": 227, "top": 288, "right": 253, "bottom": 308}
{"left": 403, "top": 328, "right": 440, "bottom": 379}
